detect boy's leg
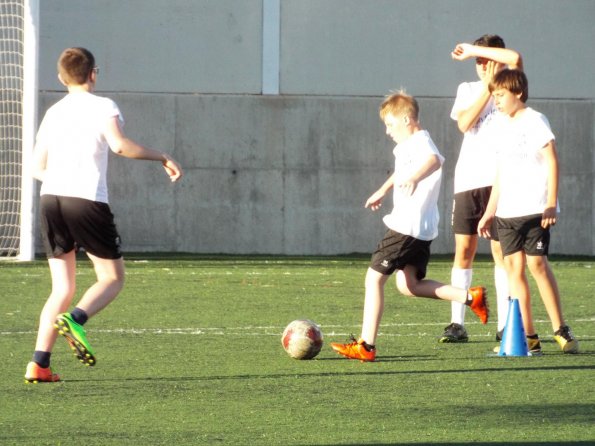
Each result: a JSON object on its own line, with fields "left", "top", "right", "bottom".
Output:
{"left": 34, "top": 250, "right": 77, "bottom": 353}
{"left": 26, "top": 250, "right": 76, "bottom": 383}
{"left": 526, "top": 249, "right": 578, "bottom": 353}
{"left": 330, "top": 267, "right": 386, "bottom": 362}
{"left": 396, "top": 266, "right": 488, "bottom": 324}
{"left": 503, "top": 251, "right": 536, "bottom": 336}
{"left": 76, "top": 253, "right": 125, "bottom": 317}
{"left": 440, "top": 233, "right": 475, "bottom": 342}
{"left": 451, "top": 233, "right": 477, "bottom": 323}
{"left": 55, "top": 254, "right": 125, "bottom": 366}
{"left": 526, "top": 255, "right": 563, "bottom": 330}
{"left": 491, "top": 240, "right": 510, "bottom": 336}
{"left": 360, "top": 268, "right": 389, "bottom": 346}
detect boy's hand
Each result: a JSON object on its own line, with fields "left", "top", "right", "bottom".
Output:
{"left": 482, "top": 60, "right": 504, "bottom": 86}
{"left": 477, "top": 214, "right": 494, "bottom": 239}
{"left": 365, "top": 191, "right": 385, "bottom": 211}
{"left": 162, "top": 156, "right": 183, "bottom": 182}
{"left": 541, "top": 207, "right": 557, "bottom": 228}
{"left": 397, "top": 179, "right": 417, "bottom": 196}
{"left": 451, "top": 43, "right": 474, "bottom": 61}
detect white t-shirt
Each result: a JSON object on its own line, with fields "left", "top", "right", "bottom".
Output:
{"left": 383, "top": 130, "right": 444, "bottom": 241}
{"left": 451, "top": 81, "right": 499, "bottom": 193}
{"left": 35, "top": 92, "right": 123, "bottom": 203}
{"left": 493, "top": 108, "right": 558, "bottom": 218}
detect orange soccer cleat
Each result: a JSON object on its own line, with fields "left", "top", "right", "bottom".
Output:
{"left": 330, "top": 337, "right": 376, "bottom": 362}
{"left": 24, "top": 362, "right": 60, "bottom": 384}
{"left": 468, "top": 286, "right": 489, "bottom": 324}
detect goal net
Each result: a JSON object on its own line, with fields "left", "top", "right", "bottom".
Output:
{"left": 0, "top": 0, "right": 38, "bottom": 260}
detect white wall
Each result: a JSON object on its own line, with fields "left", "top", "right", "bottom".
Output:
{"left": 36, "top": 0, "right": 595, "bottom": 255}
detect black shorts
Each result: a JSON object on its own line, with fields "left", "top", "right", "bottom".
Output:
{"left": 369, "top": 229, "right": 431, "bottom": 280}
{"left": 497, "top": 214, "right": 550, "bottom": 257}
{"left": 40, "top": 195, "right": 122, "bottom": 259}
{"left": 451, "top": 186, "right": 498, "bottom": 240}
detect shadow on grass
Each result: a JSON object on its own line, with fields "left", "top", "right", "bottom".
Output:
{"left": 313, "top": 443, "right": 595, "bottom": 446}
{"left": 63, "top": 363, "right": 594, "bottom": 384}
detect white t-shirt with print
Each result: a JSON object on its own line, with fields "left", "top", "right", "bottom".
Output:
{"left": 451, "top": 81, "right": 499, "bottom": 193}
{"left": 383, "top": 130, "right": 445, "bottom": 241}
{"left": 493, "top": 108, "right": 557, "bottom": 218}
{"left": 35, "top": 92, "right": 123, "bottom": 203}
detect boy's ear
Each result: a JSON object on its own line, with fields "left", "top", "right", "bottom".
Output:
{"left": 403, "top": 115, "right": 410, "bottom": 125}
{"left": 57, "top": 73, "right": 68, "bottom": 87}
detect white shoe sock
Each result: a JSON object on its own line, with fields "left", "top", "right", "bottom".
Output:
{"left": 451, "top": 268, "right": 472, "bottom": 325}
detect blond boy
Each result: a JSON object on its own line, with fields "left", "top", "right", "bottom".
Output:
{"left": 331, "top": 92, "right": 488, "bottom": 362}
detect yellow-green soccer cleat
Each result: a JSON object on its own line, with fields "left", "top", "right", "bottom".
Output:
{"left": 55, "top": 313, "right": 97, "bottom": 366}
{"left": 554, "top": 325, "right": 579, "bottom": 354}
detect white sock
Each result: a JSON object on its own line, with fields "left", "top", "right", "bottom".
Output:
{"left": 451, "top": 268, "right": 472, "bottom": 325}
{"left": 494, "top": 266, "right": 510, "bottom": 332}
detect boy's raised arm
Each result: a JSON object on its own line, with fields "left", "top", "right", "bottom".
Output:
{"left": 451, "top": 43, "right": 523, "bottom": 70}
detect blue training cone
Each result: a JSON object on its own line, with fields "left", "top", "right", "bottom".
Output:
{"left": 498, "top": 298, "right": 530, "bottom": 357}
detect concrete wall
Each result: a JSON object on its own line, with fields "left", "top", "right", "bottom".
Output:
{"left": 35, "top": 0, "right": 595, "bottom": 255}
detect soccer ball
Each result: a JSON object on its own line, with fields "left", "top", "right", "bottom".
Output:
{"left": 282, "top": 319, "right": 323, "bottom": 360}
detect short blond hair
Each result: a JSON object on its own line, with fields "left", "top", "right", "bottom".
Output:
{"left": 379, "top": 91, "right": 419, "bottom": 121}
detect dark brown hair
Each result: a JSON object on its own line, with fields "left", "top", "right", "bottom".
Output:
{"left": 474, "top": 34, "right": 505, "bottom": 48}
{"left": 57, "top": 47, "right": 95, "bottom": 85}
{"left": 489, "top": 69, "right": 529, "bottom": 103}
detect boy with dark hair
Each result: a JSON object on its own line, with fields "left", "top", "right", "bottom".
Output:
{"left": 478, "top": 69, "right": 578, "bottom": 354}
{"left": 25, "top": 47, "right": 183, "bottom": 383}
{"left": 440, "top": 34, "right": 523, "bottom": 343}
{"left": 330, "top": 92, "right": 488, "bottom": 362}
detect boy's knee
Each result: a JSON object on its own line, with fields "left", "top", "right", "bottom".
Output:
{"left": 396, "top": 274, "right": 415, "bottom": 296}
{"left": 397, "top": 283, "right": 414, "bottom": 296}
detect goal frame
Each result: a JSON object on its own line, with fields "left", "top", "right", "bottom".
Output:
{"left": 18, "top": 0, "right": 38, "bottom": 261}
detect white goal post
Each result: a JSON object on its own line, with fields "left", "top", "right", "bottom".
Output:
{"left": 0, "top": 0, "right": 38, "bottom": 260}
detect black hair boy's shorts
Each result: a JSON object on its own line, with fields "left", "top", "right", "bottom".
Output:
{"left": 451, "top": 186, "right": 498, "bottom": 240}
{"left": 40, "top": 194, "right": 122, "bottom": 259}
{"left": 369, "top": 229, "right": 431, "bottom": 280}
{"left": 496, "top": 214, "right": 550, "bottom": 257}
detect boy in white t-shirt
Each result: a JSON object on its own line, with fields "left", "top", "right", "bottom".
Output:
{"left": 478, "top": 69, "right": 578, "bottom": 354}
{"left": 25, "top": 47, "right": 183, "bottom": 383}
{"left": 440, "top": 35, "right": 523, "bottom": 344}
{"left": 330, "top": 92, "right": 488, "bottom": 362}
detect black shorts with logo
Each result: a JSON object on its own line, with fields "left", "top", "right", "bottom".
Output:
{"left": 496, "top": 214, "right": 550, "bottom": 256}
{"left": 369, "top": 229, "right": 431, "bottom": 280}
{"left": 40, "top": 195, "right": 122, "bottom": 259}
{"left": 496, "top": 214, "right": 550, "bottom": 257}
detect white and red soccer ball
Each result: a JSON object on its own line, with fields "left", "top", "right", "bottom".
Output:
{"left": 282, "top": 319, "right": 323, "bottom": 360}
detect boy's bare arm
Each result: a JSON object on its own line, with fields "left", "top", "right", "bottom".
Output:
{"left": 455, "top": 88, "right": 491, "bottom": 133}
{"left": 104, "top": 116, "right": 183, "bottom": 182}
{"left": 32, "top": 144, "right": 48, "bottom": 182}
{"left": 478, "top": 171, "right": 500, "bottom": 239}
{"left": 541, "top": 140, "right": 559, "bottom": 228}
{"left": 365, "top": 173, "right": 395, "bottom": 211}
{"left": 451, "top": 43, "right": 523, "bottom": 70}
